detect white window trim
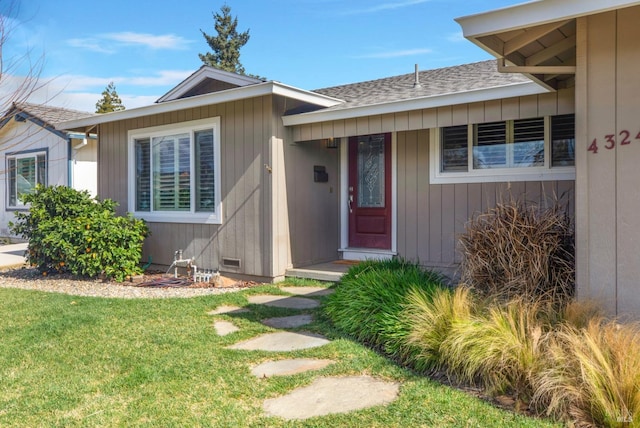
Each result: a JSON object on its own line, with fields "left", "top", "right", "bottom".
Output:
{"left": 7, "top": 150, "right": 47, "bottom": 210}
{"left": 127, "top": 117, "right": 222, "bottom": 224}
{"left": 429, "top": 118, "right": 575, "bottom": 184}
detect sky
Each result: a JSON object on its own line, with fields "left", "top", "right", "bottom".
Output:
{"left": 1, "top": 0, "right": 520, "bottom": 113}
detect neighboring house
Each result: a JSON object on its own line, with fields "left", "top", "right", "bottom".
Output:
{"left": 57, "top": 0, "right": 640, "bottom": 317}
{"left": 0, "top": 103, "right": 97, "bottom": 236}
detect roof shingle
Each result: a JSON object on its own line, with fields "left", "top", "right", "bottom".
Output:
{"left": 312, "top": 60, "right": 530, "bottom": 111}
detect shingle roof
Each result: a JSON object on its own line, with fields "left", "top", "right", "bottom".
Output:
{"left": 312, "top": 60, "right": 530, "bottom": 111}
{"left": 12, "top": 102, "right": 95, "bottom": 126}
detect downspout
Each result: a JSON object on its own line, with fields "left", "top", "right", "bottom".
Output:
{"left": 67, "top": 135, "right": 73, "bottom": 188}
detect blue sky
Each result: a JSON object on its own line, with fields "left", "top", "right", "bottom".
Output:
{"left": 2, "top": 0, "right": 519, "bottom": 112}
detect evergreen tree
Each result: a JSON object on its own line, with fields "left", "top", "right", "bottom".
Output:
{"left": 199, "top": 4, "right": 250, "bottom": 74}
{"left": 95, "top": 82, "right": 125, "bottom": 114}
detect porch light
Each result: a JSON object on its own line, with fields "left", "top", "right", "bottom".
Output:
{"left": 325, "top": 137, "right": 339, "bottom": 149}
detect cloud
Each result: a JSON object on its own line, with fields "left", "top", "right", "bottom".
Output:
{"left": 343, "top": 0, "right": 430, "bottom": 14}
{"left": 0, "top": 69, "right": 194, "bottom": 113}
{"left": 355, "top": 48, "right": 433, "bottom": 59}
{"left": 67, "top": 38, "right": 116, "bottom": 54}
{"left": 103, "top": 32, "right": 192, "bottom": 50}
{"left": 66, "top": 32, "right": 192, "bottom": 53}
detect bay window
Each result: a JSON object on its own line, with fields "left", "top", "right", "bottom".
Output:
{"left": 7, "top": 150, "right": 47, "bottom": 209}
{"left": 432, "top": 114, "right": 575, "bottom": 184}
{"left": 128, "top": 118, "right": 221, "bottom": 224}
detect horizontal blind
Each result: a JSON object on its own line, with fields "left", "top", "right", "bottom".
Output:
{"left": 441, "top": 125, "right": 468, "bottom": 171}
{"left": 135, "top": 139, "right": 151, "bottom": 211}
{"left": 513, "top": 117, "right": 544, "bottom": 167}
{"left": 474, "top": 121, "right": 506, "bottom": 168}
{"left": 195, "top": 129, "right": 215, "bottom": 212}
{"left": 551, "top": 114, "right": 575, "bottom": 167}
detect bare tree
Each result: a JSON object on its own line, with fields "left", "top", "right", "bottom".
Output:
{"left": 0, "top": 1, "right": 46, "bottom": 114}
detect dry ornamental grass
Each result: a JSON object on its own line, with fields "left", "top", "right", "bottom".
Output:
{"left": 458, "top": 199, "right": 574, "bottom": 305}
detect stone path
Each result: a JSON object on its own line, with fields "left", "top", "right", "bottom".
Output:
{"left": 209, "top": 285, "right": 401, "bottom": 420}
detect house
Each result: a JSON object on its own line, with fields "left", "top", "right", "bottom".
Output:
{"left": 57, "top": 0, "right": 640, "bottom": 317}
{"left": 0, "top": 103, "right": 97, "bottom": 236}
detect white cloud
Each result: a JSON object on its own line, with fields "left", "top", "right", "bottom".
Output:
{"left": 67, "top": 38, "right": 116, "bottom": 54}
{"left": 66, "top": 32, "right": 192, "bottom": 54}
{"left": 343, "top": 0, "right": 430, "bottom": 14}
{"left": 356, "top": 48, "right": 432, "bottom": 59}
{"left": 104, "top": 32, "right": 192, "bottom": 50}
{"left": 0, "top": 69, "right": 193, "bottom": 113}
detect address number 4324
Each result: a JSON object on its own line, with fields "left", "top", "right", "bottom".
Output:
{"left": 588, "top": 130, "right": 637, "bottom": 154}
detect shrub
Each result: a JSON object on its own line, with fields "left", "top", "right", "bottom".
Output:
{"left": 441, "top": 298, "right": 547, "bottom": 404}
{"left": 10, "top": 185, "right": 149, "bottom": 281}
{"left": 458, "top": 198, "right": 574, "bottom": 305}
{"left": 532, "top": 318, "right": 640, "bottom": 427}
{"left": 323, "top": 258, "right": 446, "bottom": 363}
{"left": 404, "top": 286, "right": 475, "bottom": 372}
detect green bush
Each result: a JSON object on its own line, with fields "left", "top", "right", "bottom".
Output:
{"left": 10, "top": 185, "right": 149, "bottom": 281}
{"left": 323, "top": 258, "right": 446, "bottom": 363}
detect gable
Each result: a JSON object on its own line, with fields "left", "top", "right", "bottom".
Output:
{"left": 156, "top": 66, "right": 264, "bottom": 103}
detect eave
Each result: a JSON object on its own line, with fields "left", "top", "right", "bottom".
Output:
{"left": 282, "top": 81, "right": 545, "bottom": 127}
{"left": 56, "top": 82, "right": 344, "bottom": 131}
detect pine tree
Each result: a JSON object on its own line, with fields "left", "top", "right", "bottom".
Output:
{"left": 95, "top": 82, "right": 125, "bottom": 114}
{"left": 199, "top": 4, "right": 250, "bottom": 74}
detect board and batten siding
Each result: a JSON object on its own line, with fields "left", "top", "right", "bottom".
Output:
{"left": 575, "top": 6, "right": 640, "bottom": 317}
{"left": 291, "top": 88, "right": 575, "bottom": 140}
{"left": 289, "top": 89, "right": 576, "bottom": 275}
{"left": 397, "top": 129, "right": 575, "bottom": 275}
{"left": 97, "top": 96, "right": 276, "bottom": 278}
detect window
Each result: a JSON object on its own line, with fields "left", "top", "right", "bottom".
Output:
{"left": 128, "top": 118, "right": 222, "bottom": 224}
{"left": 432, "top": 114, "right": 575, "bottom": 184}
{"left": 6, "top": 150, "right": 47, "bottom": 209}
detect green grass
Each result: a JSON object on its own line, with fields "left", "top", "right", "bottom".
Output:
{"left": 0, "top": 282, "right": 559, "bottom": 427}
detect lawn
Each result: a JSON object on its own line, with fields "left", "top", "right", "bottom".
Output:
{"left": 0, "top": 281, "right": 560, "bottom": 427}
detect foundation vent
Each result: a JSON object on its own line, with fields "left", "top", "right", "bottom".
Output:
{"left": 221, "top": 257, "right": 241, "bottom": 269}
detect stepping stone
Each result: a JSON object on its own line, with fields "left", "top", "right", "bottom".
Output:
{"left": 213, "top": 321, "right": 239, "bottom": 336}
{"left": 262, "top": 314, "right": 313, "bottom": 328}
{"left": 227, "top": 331, "right": 329, "bottom": 352}
{"left": 207, "top": 305, "right": 250, "bottom": 315}
{"left": 263, "top": 376, "right": 400, "bottom": 420}
{"left": 247, "top": 295, "right": 319, "bottom": 309}
{"left": 280, "top": 286, "right": 334, "bottom": 297}
{"left": 251, "top": 358, "right": 335, "bottom": 378}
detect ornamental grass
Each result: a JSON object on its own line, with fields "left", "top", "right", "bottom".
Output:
{"left": 458, "top": 198, "right": 574, "bottom": 306}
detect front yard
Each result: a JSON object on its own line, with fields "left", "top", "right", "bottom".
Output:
{"left": 0, "top": 281, "right": 558, "bottom": 427}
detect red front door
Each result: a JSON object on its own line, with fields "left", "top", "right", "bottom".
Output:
{"left": 348, "top": 133, "right": 392, "bottom": 250}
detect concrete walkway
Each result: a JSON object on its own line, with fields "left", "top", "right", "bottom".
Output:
{"left": 0, "top": 243, "right": 27, "bottom": 269}
{"left": 209, "top": 285, "right": 401, "bottom": 421}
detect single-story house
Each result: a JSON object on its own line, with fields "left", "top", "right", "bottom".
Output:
{"left": 0, "top": 102, "right": 97, "bottom": 236}
{"left": 58, "top": 0, "right": 640, "bottom": 317}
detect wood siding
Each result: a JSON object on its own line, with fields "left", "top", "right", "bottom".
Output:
{"left": 397, "top": 129, "right": 575, "bottom": 275}
{"left": 576, "top": 6, "right": 640, "bottom": 316}
{"left": 97, "top": 96, "right": 275, "bottom": 278}
{"left": 291, "top": 88, "right": 575, "bottom": 142}
{"left": 284, "top": 139, "right": 340, "bottom": 268}
{"left": 0, "top": 120, "right": 71, "bottom": 235}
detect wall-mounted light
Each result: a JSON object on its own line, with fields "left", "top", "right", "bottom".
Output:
{"left": 325, "top": 137, "right": 339, "bottom": 149}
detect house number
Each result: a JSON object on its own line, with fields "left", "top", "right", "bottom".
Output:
{"left": 588, "top": 130, "right": 638, "bottom": 154}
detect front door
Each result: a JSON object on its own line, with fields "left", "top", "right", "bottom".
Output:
{"left": 348, "top": 133, "right": 392, "bottom": 250}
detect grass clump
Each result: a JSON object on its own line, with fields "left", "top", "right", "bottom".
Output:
{"left": 323, "top": 258, "right": 446, "bottom": 363}
{"left": 533, "top": 318, "right": 640, "bottom": 427}
{"left": 442, "top": 299, "right": 547, "bottom": 405}
{"left": 458, "top": 198, "right": 574, "bottom": 305}
{"left": 404, "top": 286, "right": 474, "bottom": 372}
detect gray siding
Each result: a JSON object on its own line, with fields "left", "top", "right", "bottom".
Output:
{"left": 397, "top": 129, "right": 575, "bottom": 273}
{"left": 97, "top": 97, "right": 274, "bottom": 277}
{"left": 284, "top": 139, "right": 340, "bottom": 267}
